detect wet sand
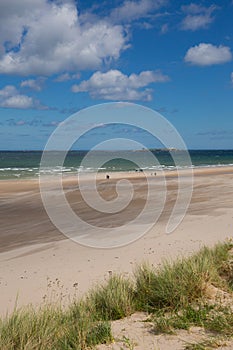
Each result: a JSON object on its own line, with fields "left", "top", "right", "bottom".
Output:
{"left": 0, "top": 167, "right": 233, "bottom": 316}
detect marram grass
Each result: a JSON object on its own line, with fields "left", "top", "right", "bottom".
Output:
{"left": 0, "top": 303, "right": 112, "bottom": 350}
{"left": 0, "top": 241, "right": 232, "bottom": 349}
{"left": 85, "top": 274, "right": 135, "bottom": 320}
{"left": 134, "top": 241, "right": 233, "bottom": 312}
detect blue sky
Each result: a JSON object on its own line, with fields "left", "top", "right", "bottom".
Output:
{"left": 0, "top": 0, "right": 232, "bottom": 150}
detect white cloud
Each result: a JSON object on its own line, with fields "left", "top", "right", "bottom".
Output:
{"left": 231, "top": 72, "right": 233, "bottom": 84}
{"left": 0, "top": 1, "right": 170, "bottom": 77}
{"left": 0, "top": 0, "right": 128, "bottom": 75}
{"left": 0, "top": 85, "right": 17, "bottom": 98}
{"left": 72, "top": 69, "right": 169, "bottom": 101}
{"left": 1, "top": 95, "right": 34, "bottom": 109}
{"left": 54, "top": 73, "right": 81, "bottom": 82}
{"left": 0, "top": 85, "right": 45, "bottom": 109}
{"left": 110, "top": 0, "right": 167, "bottom": 23}
{"left": 181, "top": 4, "right": 217, "bottom": 31}
{"left": 20, "top": 77, "right": 46, "bottom": 91}
{"left": 184, "top": 43, "right": 232, "bottom": 66}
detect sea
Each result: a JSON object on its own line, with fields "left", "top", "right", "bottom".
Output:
{"left": 0, "top": 150, "right": 233, "bottom": 180}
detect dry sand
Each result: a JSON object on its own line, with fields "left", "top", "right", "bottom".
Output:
{"left": 0, "top": 167, "right": 233, "bottom": 348}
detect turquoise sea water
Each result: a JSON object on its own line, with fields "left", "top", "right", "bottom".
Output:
{"left": 0, "top": 150, "right": 233, "bottom": 179}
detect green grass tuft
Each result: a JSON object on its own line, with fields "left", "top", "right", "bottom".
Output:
{"left": 0, "top": 303, "right": 112, "bottom": 350}
{"left": 134, "top": 242, "right": 232, "bottom": 312}
{"left": 85, "top": 274, "right": 135, "bottom": 320}
{"left": 153, "top": 303, "right": 233, "bottom": 337}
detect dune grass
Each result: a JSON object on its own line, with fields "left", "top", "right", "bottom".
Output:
{"left": 134, "top": 241, "right": 233, "bottom": 341}
{"left": 134, "top": 242, "right": 232, "bottom": 312}
{"left": 84, "top": 275, "right": 135, "bottom": 320}
{"left": 0, "top": 303, "right": 112, "bottom": 350}
{"left": 0, "top": 241, "right": 232, "bottom": 349}
{"left": 153, "top": 302, "right": 233, "bottom": 336}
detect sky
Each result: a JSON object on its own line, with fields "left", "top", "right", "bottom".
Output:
{"left": 0, "top": 0, "right": 232, "bottom": 150}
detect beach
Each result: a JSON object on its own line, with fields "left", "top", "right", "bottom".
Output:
{"left": 0, "top": 166, "right": 233, "bottom": 318}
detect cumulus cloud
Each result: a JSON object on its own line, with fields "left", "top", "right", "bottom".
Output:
{"left": 72, "top": 69, "right": 169, "bottom": 101}
{"left": 20, "top": 77, "right": 46, "bottom": 91}
{"left": 1, "top": 95, "right": 34, "bottom": 109}
{"left": 184, "top": 43, "right": 232, "bottom": 66}
{"left": 0, "top": 0, "right": 170, "bottom": 77}
{"left": 0, "top": 0, "right": 128, "bottom": 76}
{"left": 0, "top": 85, "right": 45, "bottom": 109}
{"left": 181, "top": 4, "right": 217, "bottom": 31}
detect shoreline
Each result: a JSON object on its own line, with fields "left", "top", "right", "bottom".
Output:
{"left": 0, "top": 163, "right": 233, "bottom": 182}
{"left": 0, "top": 165, "right": 232, "bottom": 316}
{"left": 0, "top": 163, "right": 233, "bottom": 181}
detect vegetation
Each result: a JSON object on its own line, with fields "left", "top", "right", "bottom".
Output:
{"left": 0, "top": 241, "right": 232, "bottom": 349}
{"left": 153, "top": 303, "right": 233, "bottom": 335}
{"left": 85, "top": 275, "right": 135, "bottom": 320}
{"left": 134, "top": 242, "right": 232, "bottom": 312}
{"left": 0, "top": 303, "right": 112, "bottom": 350}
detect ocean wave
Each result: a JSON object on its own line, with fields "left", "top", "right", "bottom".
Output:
{"left": 0, "top": 162, "right": 233, "bottom": 179}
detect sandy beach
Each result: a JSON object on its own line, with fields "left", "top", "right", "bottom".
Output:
{"left": 0, "top": 166, "right": 233, "bottom": 321}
